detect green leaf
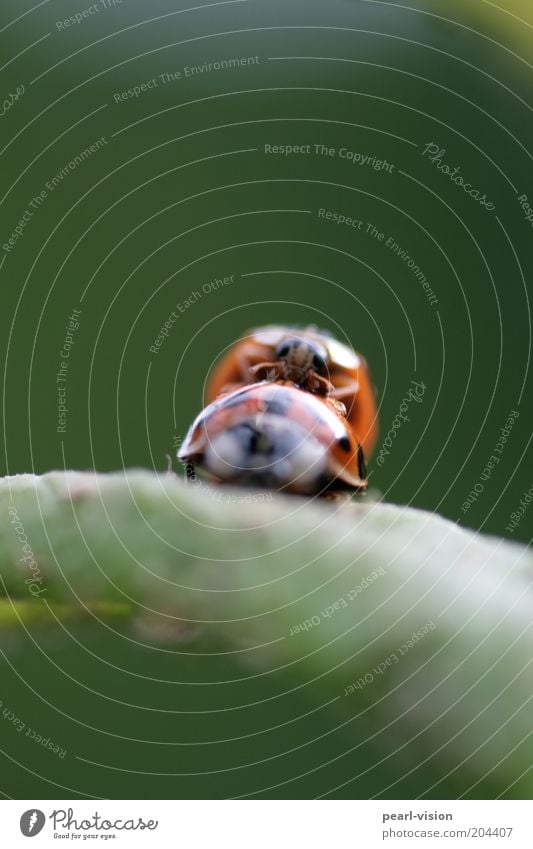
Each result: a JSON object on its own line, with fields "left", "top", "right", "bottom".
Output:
{"left": 1, "top": 471, "right": 532, "bottom": 797}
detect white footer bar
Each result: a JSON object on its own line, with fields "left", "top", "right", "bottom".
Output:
{"left": 1, "top": 800, "right": 530, "bottom": 848}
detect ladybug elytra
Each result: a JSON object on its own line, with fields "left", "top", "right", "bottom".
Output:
{"left": 206, "top": 324, "right": 378, "bottom": 457}
{"left": 178, "top": 381, "right": 367, "bottom": 496}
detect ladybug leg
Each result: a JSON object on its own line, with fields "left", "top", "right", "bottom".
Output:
{"left": 165, "top": 453, "right": 177, "bottom": 477}
{"left": 328, "top": 379, "right": 360, "bottom": 418}
{"left": 329, "top": 398, "right": 347, "bottom": 416}
{"left": 328, "top": 379, "right": 360, "bottom": 401}
{"left": 235, "top": 342, "right": 273, "bottom": 383}
{"left": 307, "top": 371, "right": 335, "bottom": 395}
{"left": 249, "top": 361, "right": 281, "bottom": 380}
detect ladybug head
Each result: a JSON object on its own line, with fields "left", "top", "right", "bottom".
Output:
{"left": 275, "top": 337, "right": 328, "bottom": 375}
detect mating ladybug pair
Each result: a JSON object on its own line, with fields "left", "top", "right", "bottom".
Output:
{"left": 178, "top": 325, "right": 378, "bottom": 497}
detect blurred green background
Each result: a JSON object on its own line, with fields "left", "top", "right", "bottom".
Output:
{"left": 0, "top": 0, "right": 532, "bottom": 799}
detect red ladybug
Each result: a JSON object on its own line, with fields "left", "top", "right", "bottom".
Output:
{"left": 178, "top": 381, "right": 367, "bottom": 496}
{"left": 206, "top": 325, "right": 378, "bottom": 456}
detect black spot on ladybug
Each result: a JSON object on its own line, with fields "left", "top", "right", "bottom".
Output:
{"left": 264, "top": 396, "right": 291, "bottom": 416}
{"left": 318, "top": 472, "right": 334, "bottom": 490}
{"left": 338, "top": 435, "right": 351, "bottom": 452}
{"left": 248, "top": 428, "right": 265, "bottom": 454}
{"left": 357, "top": 444, "right": 367, "bottom": 479}
{"left": 233, "top": 423, "right": 275, "bottom": 458}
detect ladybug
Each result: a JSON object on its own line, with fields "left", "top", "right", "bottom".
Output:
{"left": 205, "top": 325, "right": 378, "bottom": 456}
{"left": 178, "top": 381, "right": 367, "bottom": 496}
